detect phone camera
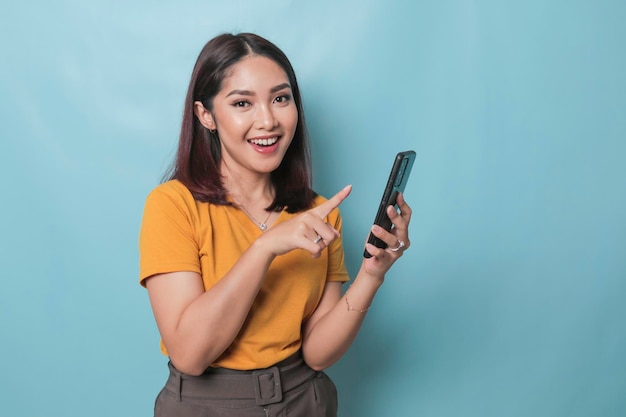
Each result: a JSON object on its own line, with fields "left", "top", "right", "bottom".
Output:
{"left": 395, "top": 159, "right": 408, "bottom": 186}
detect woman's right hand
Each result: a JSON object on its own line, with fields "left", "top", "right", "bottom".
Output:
{"left": 256, "top": 185, "right": 352, "bottom": 258}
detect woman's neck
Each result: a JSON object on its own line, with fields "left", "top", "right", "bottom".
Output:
{"left": 221, "top": 166, "right": 274, "bottom": 207}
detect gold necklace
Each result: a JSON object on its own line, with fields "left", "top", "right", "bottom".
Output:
{"left": 238, "top": 204, "right": 273, "bottom": 231}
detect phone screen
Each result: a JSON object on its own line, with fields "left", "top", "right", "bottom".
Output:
{"left": 364, "top": 150, "right": 415, "bottom": 258}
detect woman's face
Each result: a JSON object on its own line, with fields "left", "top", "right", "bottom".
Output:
{"left": 197, "top": 55, "right": 298, "bottom": 179}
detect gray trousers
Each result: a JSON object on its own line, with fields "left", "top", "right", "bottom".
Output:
{"left": 154, "top": 352, "right": 338, "bottom": 417}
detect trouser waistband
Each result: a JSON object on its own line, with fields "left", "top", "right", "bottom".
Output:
{"left": 165, "top": 351, "right": 317, "bottom": 406}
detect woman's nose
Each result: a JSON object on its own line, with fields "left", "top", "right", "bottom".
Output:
{"left": 255, "top": 104, "right": 277, "bottom": 129}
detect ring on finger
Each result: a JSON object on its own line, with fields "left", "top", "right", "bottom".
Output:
{"left": 313, "top": 235, "right": 323, "bottom": 244}
{"left": 389, "top": 239, "right": 405, "bottom": 252}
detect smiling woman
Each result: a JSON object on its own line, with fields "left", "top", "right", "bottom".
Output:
{"left": 193, "top": 55, "right": 298, "bottom": 179}
{"left": 166, "top": 33, "right": 313, "bottom": 213}
{"left": 138, "top": 32, "right": 413, "bottom": 417}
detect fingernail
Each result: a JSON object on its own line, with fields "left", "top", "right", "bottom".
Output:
{"left": 372, "top": 225, "right": 382, "bottom": 233}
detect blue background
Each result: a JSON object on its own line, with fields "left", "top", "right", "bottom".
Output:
{"left": 1, "top": 1, "right": 624, "bottom": 416}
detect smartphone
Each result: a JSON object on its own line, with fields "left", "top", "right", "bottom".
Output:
{"left": 364, "top": 150, "right": 416, "bottom": 258}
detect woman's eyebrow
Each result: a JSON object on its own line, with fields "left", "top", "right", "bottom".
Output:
{"left": 226, "top": 89, "right": 253, "bottom": 97}
{"left": 226, "top": 83, "right": 291, "bottom": 98}
{"left": 270, "top": 83, "right": 292, "bottom": 93}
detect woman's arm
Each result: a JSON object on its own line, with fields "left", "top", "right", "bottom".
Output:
{"left": 300, "top": 274, "right": 382, "bottom": 371}
{"left": 145, "top": 186, "right": 353, "bottom": 376}
{"left": 145, "top": 238, "right": 275, "bottom": 376}
{"left": 302, "top": 193, "right": 412, "bottom": 370}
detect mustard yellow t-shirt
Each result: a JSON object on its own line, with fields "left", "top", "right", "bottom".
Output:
{"left": 139, "top": 180, "right": 349, "bottom": 370}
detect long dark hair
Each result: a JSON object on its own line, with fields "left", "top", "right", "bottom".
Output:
{"left": 164, "top": 33, "right": 314, "bottom": 213}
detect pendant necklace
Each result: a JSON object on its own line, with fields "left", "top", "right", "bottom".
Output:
{"left": 238, "top": 204, "right": 273, "bottom": 231}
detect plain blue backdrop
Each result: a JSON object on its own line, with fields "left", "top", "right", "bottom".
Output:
{"left": 1, "top": 1, "right": 625, "bottom": 416}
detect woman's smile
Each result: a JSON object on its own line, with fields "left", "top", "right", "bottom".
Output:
{"left": 247, "top": 135, "right": 281, "bottom": 153}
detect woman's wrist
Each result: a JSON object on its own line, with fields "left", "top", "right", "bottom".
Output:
{"left": 249, "top": 233, "right": 279, "bottom": 262}
{"left": 357, "top": 264, "right": 385, "bottom": 288}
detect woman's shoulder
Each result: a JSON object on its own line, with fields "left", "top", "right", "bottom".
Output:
{"left": 144, "top": 180, "right": 198, "bottom": 211}
{"left": 147, "top": 179, "right": 192, "bottom": 199}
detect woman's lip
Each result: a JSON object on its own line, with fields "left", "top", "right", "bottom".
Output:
{"left": 247, "top": 136, "right": 281, "bottom": 153}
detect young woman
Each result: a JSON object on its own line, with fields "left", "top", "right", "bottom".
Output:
{"left": 139, "top": 32, "right": 412, "bottom": 417}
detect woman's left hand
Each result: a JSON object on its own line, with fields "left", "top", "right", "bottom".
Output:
{"left": 362, "top": 192, "right": 412, "bottom": 278}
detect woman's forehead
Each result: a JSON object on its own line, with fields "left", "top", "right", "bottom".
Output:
{"left": 219, "top": 55, "right": 291, "bottom": 94}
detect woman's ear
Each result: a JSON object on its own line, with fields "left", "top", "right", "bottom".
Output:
{"left": 193, "top": 101, "right": 216, "bottom": 131}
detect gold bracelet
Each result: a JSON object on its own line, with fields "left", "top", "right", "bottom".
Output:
{"left": 345, "top": 295, "right": 370, "bottom": 313}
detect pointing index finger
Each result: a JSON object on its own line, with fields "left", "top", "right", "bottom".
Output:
{"left": 312, "top": 185, "right": 352, "bottom": 218}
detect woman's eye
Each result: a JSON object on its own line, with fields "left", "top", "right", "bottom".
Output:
{"left": 274, "top": 94, "right": 292, "bottom": 104}
{"left": 233, "top": 100, "right": 250, "bottom": 107}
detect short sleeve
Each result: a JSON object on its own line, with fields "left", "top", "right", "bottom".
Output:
{"left": 325, "top": 208, "right": 350, "bottom": 283}
{"left": 138, "top": 183, "right": 202, "bottom": 286}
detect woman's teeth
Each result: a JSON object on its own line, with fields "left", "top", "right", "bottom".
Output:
{"left": 248, "top": 137, "right": 278, "bottom": 146}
